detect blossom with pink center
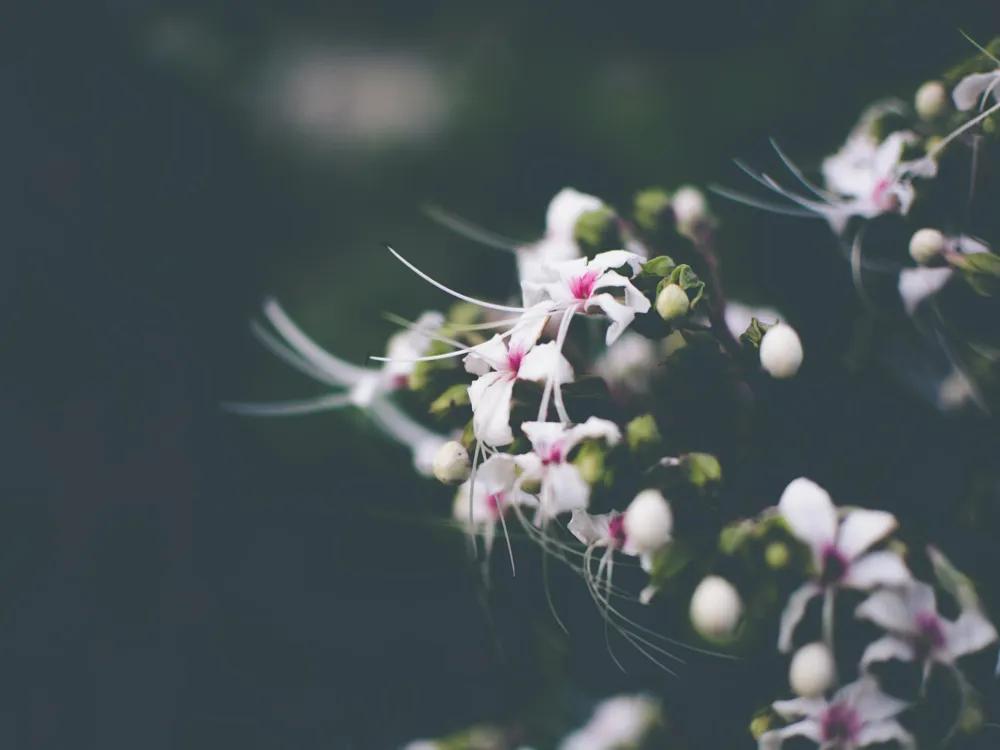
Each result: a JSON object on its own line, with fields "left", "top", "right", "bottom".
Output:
{"left": 759, "top": 676, "right": 913, "bottom": 750}
{"left": 776, "top": 477, "right": 911, "bottom": 653}
{"left": 464, "top": 302, "right": 574, "bottom": 447}
{"left": 521, "top": 250, "right": 651, "bottom": 346}
{"left": 515, "top": 417, "right": 622, "bottom": 524}
{"left": 855, "top": 581, "right": 998, "bottom": 681}
{"left": 453, "top": 454, "right": 537, "bottom": 555}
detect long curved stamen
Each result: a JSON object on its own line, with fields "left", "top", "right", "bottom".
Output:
{"left": 250, "top": 321, "right": 348, "bottom": 388}
{"left": 537, "top": 308, "right": 577, "bottom": 421}
{"left": 369, "top": 324, "right": 525, "bottom": 365}
{"left": 422, "top": 205, "right": 527, "bottom": 253}
{"left": 221, "top": 393, "right": 355, "bottom": 417}
{"left": 708, "top": 184, "right": 823, "bottom": 218}
{"left": 769, "top": 138, "right": 839, "bottom": 202}
{"left": 386, "top": 246, "right": 527, "bottom": 313}
{"left": 926, "top": 99, "right": 1000, "bottom": 162}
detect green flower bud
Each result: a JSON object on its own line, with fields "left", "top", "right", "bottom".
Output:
{"left": 765, "top": 541, "right": 790, "bottom": 570}
{"left": 626, "top": 414, "right": 661, "bottom": 451}
{"left": 432, "top": 441, "right": 471, "bottom": 485}
{"left": 681, "top": 452, "right": 722, "bottom": 488}
{"left": 655, "top": 283, "right": 690, "bottom": 322}
{"left": 574, "top": 442, "right": 606, "bottom": 485}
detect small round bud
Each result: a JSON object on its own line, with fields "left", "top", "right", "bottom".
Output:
{"left": 908, "top": 227, "right": 947, "bottom": 265}
{"left": 623, "top": 489, "right": 673, "bottom": 554}
{"left": 789, "top": 642, "right": 835, "bottom": 698}
{"left": 432, "top": 441, "right": 471, "bottom": 485}
{"left": 915, "top": 80, "right": 950, "bottom": 120}
{"left": 689, "top": 575, "right": 743, "bottom": 640}
{"left": 655, "top": 283, "right": 690, "bottom": 322}
{"left": 765, "top": 541, "right": 789, "bottom": 569}
{"left": 759, "top": 323, "right": 803, "bottom": 379}
{"left": 671, "top": 185, "right": 708, "bottom": 234}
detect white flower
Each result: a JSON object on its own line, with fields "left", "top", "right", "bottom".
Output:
{"left": 591, "top": 331, "right": 658, "bottom": 398}
{"left": 464, "top": 303, "right": 574, "bottom": 446}
{"left": 789, "top": 642, "right": 836, "bottom": 699}
{"left": 952, "top": 50, "right": 1000, "bottom": 112}
{"left": 432, "top": 441, "right": 471, "bottom": 484}
{"left": 558, "top": 694, "right": 660, "bottom": 750}
{"left": 515, "top": 417, "right": 621, "bottom": 524}
{"left": 759, "top": 676, "right": 913, "bottom": 750}
{"left": 453, "top": 454, "right": 537, "bottom": 556}
{"left": 856, "top": 581, "right": 998, "bottom": 680}
{"left": 516, "top": 188, "right": 605, "bottom": 284}
{"left": 914, "top": 80, "right": 950, "bottom": 120}
{"left": 622, "top": 489, "right": 673, "bottom": 558}
{"left": 776, "top": 478, "right": 911, "bottom": 652}
{"left": 689, "top": 575, "right": 743, "bottom": 640}
{"left": 671, "top": 185, "right": 709, "bottom": 236}
{"left": 759, "top": 323, "right": 803, "bottom": 379}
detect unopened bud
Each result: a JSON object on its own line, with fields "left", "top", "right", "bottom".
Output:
{"left": 432, "top": 441, "right": 471, "bottom": 485}
{"left": 655, "top": 283, "right": 690, "bottom": 322}
{"left": 908, "top": 228, "right": 947, "bottom": 265}
{"left": 759, "top": 323, "right": 803, "bottom": 379}
{"left": 626, "top": 414, "right": 661, "bottom": 451}
{"left": 689, "top": 575, "right": 743, "bottom": 640}
{"left": 574, "top": 443, "right": 605, "bottom": 485}
{"left": 789, "top": 642, "right": 835, "bottom": 698}
{"left": 671, "top": 185, "right": 709, "bottom": 236}
{"left": 915, "top": 80, "right": 950, "bottom": 121}
{"left": 749, "top": 714, "right": 771, "bottom": 740}
{"left": 623, "top": 489, "right": 673, "bottom": 554}
{"left": 765, "top": 541, "right": 789, "bottom": 570}
{"left": 546, "top": 188, "right": 604, "bottom": 239}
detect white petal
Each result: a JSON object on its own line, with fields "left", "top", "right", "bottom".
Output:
{"left": 469, "top": 375, "right": 516, "bottom": 446}
{"left": 475, "top": 453, "right": 519, "bottom": 493}
{"left": 545, "top": 188, "right": 604, "bottom": 239}
{"left": 757, "top": 721, "right": 822, "bottom": 750}
{"left": 587, "top": 292, "right": 638, "bottom": 345}
{"left": 898, "top": 267, "right": 954, "bottom": 316}
{"left": 873, "top": 131, "right": 915, "bottom": 178}
{"left": 957, "top": 235, "right": 992, "bottom": 254}
{"left": 840, "top": 675, "right": 909, "bottom": 723}
{"left": 837, "top": 509, "right": 898, "bottom": 560}
{"left": 855, "top": 588, "right": 916, "bottom": 634}
{"left": 778, "top": 582, "right": 821, "bottom": 653}
{"left": 857, "top": 720, "right": 915, "bottom": 750}
{"left": 513, "top": 452, "right": 544, "bottom": 481}
{"left": 540, "top": 464, "right": 591, "bottom": 519}
{"left": 508, "top": 302, "right": 553, "bottom": 354}
{"left": 564, "top": 416, "right": 622, "bottom": 452}
{"left": 952, "top": 71, "right": 1000, "bottom": 111}
{"left": 518, "top": 342, "right": 574, "bottom": 384}
{"left": 567, "top": 510, "right": 614, "bottom": 546}
{"left": 943, "top": 608, "right": 998, "bottom": 660}
{"left": 843, "top": 551, "right": 912, "bottom": 590}
{"left": 588, "top": 250, "right": 645, "bottom": 276}
{"left": 859, "top": 635, "right": 916, "bottom": 670}
{"left": 771, "top": 697, "right": 827, "bottom": 720}
{"left": 777, "top": 478, "right": 837, "bottom": 554}
{"left": 520, "top": 420, "right": 567, "bottom": 454}
{"left": 464, "top": 335, "right": 512, "bottom": 375}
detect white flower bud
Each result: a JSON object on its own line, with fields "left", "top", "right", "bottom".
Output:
{"left": 908, "top": 227, "right": 947, "bottom": 265}
{"left": 671, "top": 185, "right": 708, "bottom": 233}
{"left": 623, "top": 489, "right": 673, "bottom": 554}
{"left": 432, "top": 441, "right": 471, "bottom": 485}
{"left": 789, "top": 642, "right": 835, "bottom": 698}
{"left": 759, "top": 323, "right": 803, "bottom": 379}
{"left": 689, "top": 575, "right": 743, "bottom": 640}
{"left": 915, "top": 80, "right": 949, "bottom": 121}
{"left": 545, "top": 188, "right": 604, "bottom": 239}
{"left": 655, "top": 283, "right": 690, "bottom": 322}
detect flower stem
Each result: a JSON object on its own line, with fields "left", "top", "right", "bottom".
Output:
{"left": 691, "top": 224, "right": 744, "bottom": 362}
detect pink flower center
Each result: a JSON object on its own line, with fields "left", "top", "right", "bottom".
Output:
{"left": 871, "top": 178, "right": 900, "bottom": 212}
{"left": 485, "top": 492, "right": 505, "bottom": 518}
{"left": 821, "top": 702, "right": 860, "bottom": 744}
{"left": 569, "top": 270, "right": 600, "bottom": 301}
{"left": 914, "top": 611, "right": 946, "bottom": 657}
{"left": 608, "top": 515, "right": 626, "bottom": 548}
{"left": 540, "top": 443, "right": 564, "bottom": 466}
{"left": 820, "top": 545, "right": 849, "bottom": 586}
{"left": 506, "top": 347, "right": 524, "bottom": 374}
{"left": 390, "top": 374, "right": 409, "bottom": 390}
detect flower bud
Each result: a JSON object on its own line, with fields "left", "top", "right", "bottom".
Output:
{"left": 915, "top": 80, "right": 950, "bottom": 120}
{"left": 789, "top": 642, "right": 835, "bottom": 698}
{"left": 655, "top": 283, "right": 690, "bottom": 322}
{"left": 546, "top": 188, "right": 604, "bottom": 239}
{"left": 765, "top": 541, "right": 789, "bottom": 570}
{"left": 759, "top": 323, "right": 803, "bottom": 379}
{"left": 689, "top": 575, "right": 743, "bottom": 640}
{"left": 625, "top": 414, "right": 661, "bottom": 451}
{"left": 623, "top": 489, "right": 673, "bottom": 554}
{"left": 908, "top": 227, "right": 946, "bottom": 265}
{"left": 671, "top": 185, "right": 708, "bottom": 236}
{"left": 432, "top": 441, "right": 471, "bottom": 485}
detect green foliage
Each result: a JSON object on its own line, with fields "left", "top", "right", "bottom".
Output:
{"left": 574, "top": 206, "right": 619, "bottom": 256}
{"left": 633, "top": 188, "right": 673, "bottom": 233}
{"left": 429, "top": 382, "right": 471, "bottom": 415}
{"left": 738, "top": 317, "right": 773, "bottom": 350}
{"left": 950, "top": 251, "right": 1000, "bottom": 296}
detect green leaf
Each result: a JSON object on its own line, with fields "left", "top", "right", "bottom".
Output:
{"left": 574, "top": 206, "right": 619, "bottom": 256}
{"left": 633, "top": 187, "right": 672, "bottom": 233}
{"left": 638, "top": 254, "right": 677, "bottom": 279}
{"left": 626, "top": 414, "right": 661, "bottom": 451}
{"left": 927, "top": 545, "right": 982, "bottom": 611}
{"left": 647, "top": 540, "right": 693, "bottom": 587}
{"left": 738, "top": 317, "right": 773, "bottom": 349}
{"left": 951, "top": 251, "right": 1000, "bottom": 296}
{"left": 680, "top": 452, "right": 722, "bottom": 488}
{"left": 429, "top": 383, "right": 471, "bottom": 415}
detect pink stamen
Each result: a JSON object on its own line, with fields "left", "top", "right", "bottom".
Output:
{"left": 506, "top": 347, "right": 524, "bottom": 374}
{"left": 485, "top": 492, "right": 505, "bottom": 518}
{"left": 608, "top": 515, "right": 626, "bottom": 548}
{"left": 569, "top": 269, "right": 600, "bottom": 300}
{"left": 871, "top": 178, "right": 895, "bottom": 211}
{"left": 821, "top": 703, "right": 860, "bottom": 744}
{"left": 541, "top": 443, "right": 564, "bottom": 466}
{"left": 914, "top": 611, "right": 946, "bottom": 653}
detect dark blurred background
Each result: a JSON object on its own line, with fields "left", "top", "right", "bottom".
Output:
{"left": 2, "top": 1, "right": 998, "bottom": 748}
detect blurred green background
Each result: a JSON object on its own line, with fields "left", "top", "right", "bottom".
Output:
{"left": 3, "top": 1, "right": 999, "bottom": 748}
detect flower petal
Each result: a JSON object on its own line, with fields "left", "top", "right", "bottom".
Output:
{"left": 520, "top": 420, "right": 568, "bottom": 455}
{"left": 469, "top": 375, "right": 516, "bottom": 446}
{"left": 857, "top": 720, "right": 915, "bottom": 750}
{"left": 943, "top": 608, "right": 998, "bottom": 660}
{"left": 777, "top": 478, "right": 838, "bottom": 554}
{"left": 778, "top": 582, "right": 821, "bottom": 653}
{"left": 587, "top": 292, "right": 638, "bottom": 345}
{"left": 588, "top": 250, "right": 645, "bottom": 276}
{"left": 843, "top": 551, "right": 912, "bottom": 590}
{"left": 859, "top": 635, "right": 916, "bottom": 670}
{"left": 539, "top": 463, "right": 591, "bottom": 520}
{"left": 952, "top": 71, "right": 1000, "bottom": 111}
{"left": 475, "top": 453, "right": 518, "bottom": 492}
{"left": 840, "top": 675, "right": 909, "bottom": 723}
{"left": 837, "top": 509, "right": 898, "bottom": 560}
{"left": 855, "top": 588, "right": 917, "bottom": 634}
{"left": 771, "top": 698, "right": 827, "bottom": 720}
{"left": 563, "top": 416, "right": 622, "bottom": 453}
{"left": 567, "top": 510, "right": 614, "bottom": 546}
{"left": 518, "top": 342, "right": 574, "bottom": 384}
{"left": 508, "top": 302, "right": 553, "bottom": 354}
{"left": 757, "top": 721, "right": 822, "bottom": 750}
{"left": 898, "top": 267, "right": 954, "bottom": 316}
{"left": 464, "top": 335, "right": 512, "bottom": 375}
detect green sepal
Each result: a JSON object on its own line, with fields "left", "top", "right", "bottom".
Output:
{"left": 638, "top": 255, "right": 677, "bottom": 279}
{"left": 658, "top": 264, "right": 705, "bottom": 309}
{"left": 949, "top": 251, "right": 1000, "bottom": 296}
{"left": 738, "top": 317, "right": 774, "bottom": 349}
{"left": 429, "top": 383, "right": 471, "bottom": 415}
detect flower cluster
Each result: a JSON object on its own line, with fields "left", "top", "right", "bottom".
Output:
{"left": 228, "top": 33, "right": 1000, "bottom": 750}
